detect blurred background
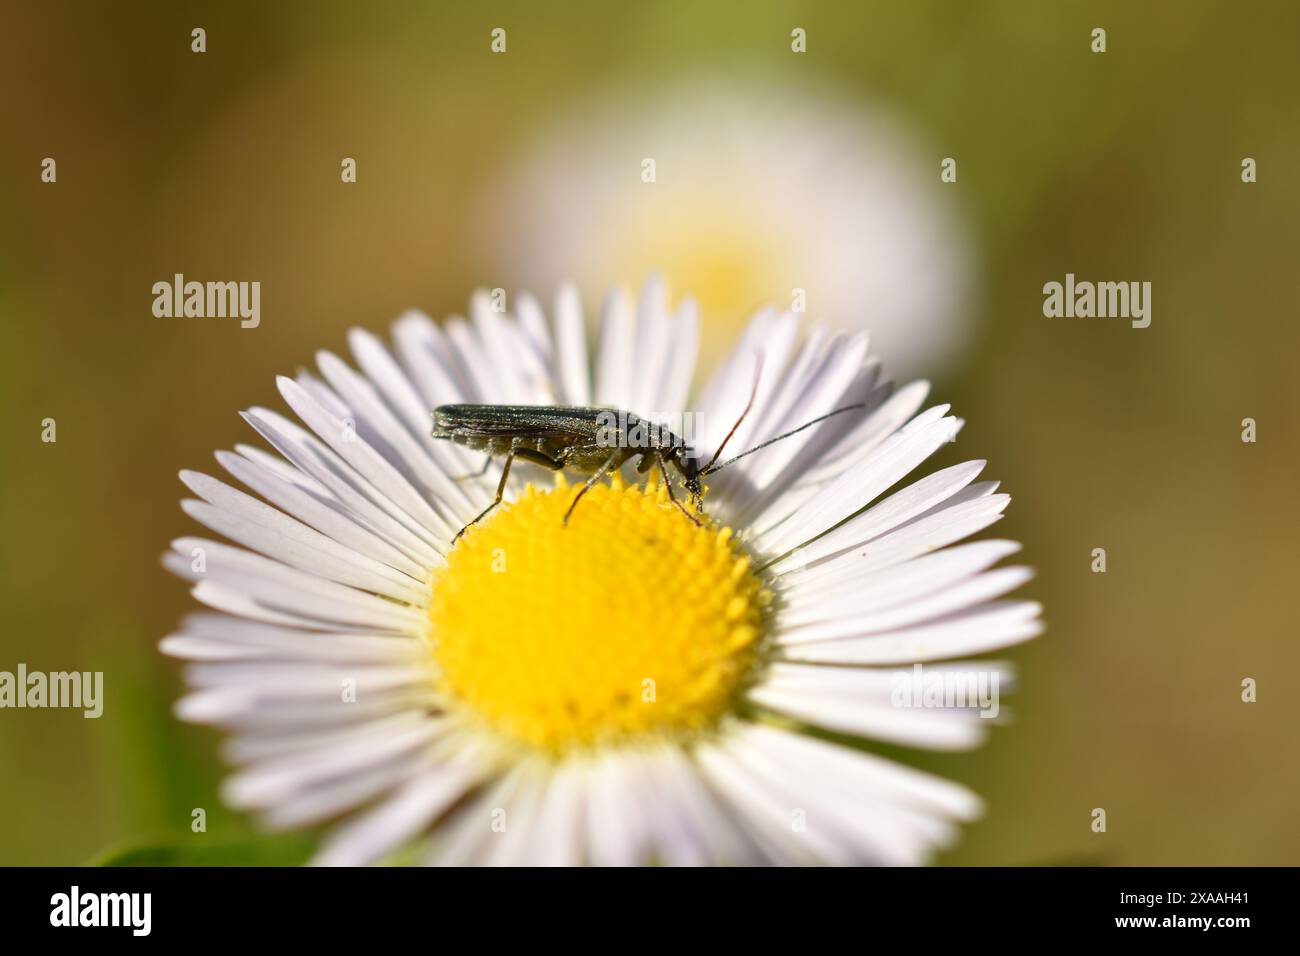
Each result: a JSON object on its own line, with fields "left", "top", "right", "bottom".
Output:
{"left": 2, "top": 1, "right": 1297, "bottom": 865}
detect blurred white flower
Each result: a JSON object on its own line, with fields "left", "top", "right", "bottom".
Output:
{"left": 476, "top": 74, "right": 974, "bottom": 377}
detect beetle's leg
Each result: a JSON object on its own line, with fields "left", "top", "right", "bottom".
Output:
{"left": 655, "top": 450, "right": 701, "bottom": 526}
{"left": 453, "top": 451, "right": 517, "bottom": 543}
{"left": 452, "top": 448, "right": 567, "bottom": 543}
{"left": 563, "top": 449, "right": 622, "bottom": 526}
{"left": 451, "top": 455, "right": 493, "bottom": 482}
{"left": 510, "top": 447, "right": 567, "bottom": 471}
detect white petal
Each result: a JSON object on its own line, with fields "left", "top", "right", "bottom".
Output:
{"left": 758, "top": 411, "right": 963, "bottom": 555}
{"left": 766, "top": 459, "right": 988, "bottom": 574}
{"left": 741, "top": 722, "right": 982, "bottom": 821}
{"left": 216, "top": 449, "right": 428, "bottom": 580}
{"left": 187, "top": 579, "right": 323, "bottom": 630}
{"left": 470, "top": 291, "right": 530, "bottom": 402}
{"left": 696, "top": 310, "right": 799, "bottom": 465}
{"left": 729, "top": 725, "right": 963, "bottom": 863}
{"left": 553, "top": 283, "right": 591, "bottom": 405}
{"left": 176, "top": 683, "right": 435, "bottom": 729}
{"left": 780, "top": 566, "right": 1035, "bottom": 641}
{"left": 627, "top": 749, "right": 732, "bottom": 866}
{"left": 346, "top": 328, "right": 448, "bottom": 458}
{"left": 748, "top": 684, "right": 989, "bottom": 750}
{"left": 224, "top": 718, "right": 443, "bottom": 810}
{"left": 276, "top": 377, "right": 458, "bottom": 545}
{"left": 168, "top": 538, "right": 425, "bottom": 633}
{"left": 691, "top": 307, "right": 779, "bottom": 458}
{"left": 234, "top": 442, "right": 331, "bottom": 496}
{"left": 241, "top": 407, "right": 444, "bottom": 567}
{"left": 160, "top": 626, "right": 421, "bottom": 664}
{"left": 584, "top": 753, "right": 653, "bottom": 866}
{"left": 222, "top": 711, "right": 434, "bottom": 764}
{"left": 479, "top": 759, "right": 554, "bottom": 866}
{"left": 693, "top": 736, "right": 837, "bottom": 865}
{"left": 628, "top": 275, "right": 671, "bottom": 414}
{"left": 712, "top": 329, "right": 868, "bottom": 505}
{"left": 594, "top": 287, "right": 634, "bottom": 409}
{"left": 658, "top": 298, "right": 698, "bottom": 419}
{"left": 316, "top": 349, "right": 482, "bottom": 520}
{"left": 811, "top": 488, "right": 1011, "bottom": 576}
{"left": 182, "top": 660, "right": 432, "bottom": 695}
{"left": 805, "top": 379, "right": 933, "bottom": 481}
{"left": 261, "top": 754, "right": 429, "bottom": 832}
{"left": 444, "top": 316, "right": 501, "bottom": 402}
{"left": 782, "top": 537, "right": 1020, "bottom": 614}
{"left": 515, "top": 760, "right": 587, "bottom": 866}
{"left": 655, "top": 747, "right": 766, "bottom": 865}
{"left": 312, "top": 758, "right": 484, "bottom": 866}
{"left": 745, "top": 378, "right": 930, "bottom": 530}
{"left": 782, "top": 600, "right": 1045, "bottom": 664}
{"left": 391, "top": 310, "right": 473, "bottom": 407}
{"left": 178, "top": 473, "right": 426, "bottom": 603}
{"left": 426, "top": 764, "right": 529, "bottom": 866}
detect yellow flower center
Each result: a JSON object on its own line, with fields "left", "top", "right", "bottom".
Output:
{"left": 428, "top": 476, "right": 768, "bottom": 756}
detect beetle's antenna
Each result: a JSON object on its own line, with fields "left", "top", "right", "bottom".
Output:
{"left": 699, "top": 403, "right": 865, "bottom": 478}
{"left": 699, "top": 354, "right": 763, "bottom": 475}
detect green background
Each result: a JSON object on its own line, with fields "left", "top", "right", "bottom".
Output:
{"left": 1, "top": 1, "right": 1297, "bottom": 865}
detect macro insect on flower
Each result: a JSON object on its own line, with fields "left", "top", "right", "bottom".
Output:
{"left": 430, "top": 375, "right": 862, "bottom": 539}
{"left": 162, "top": 276, "right": 1042, "bottom": 866}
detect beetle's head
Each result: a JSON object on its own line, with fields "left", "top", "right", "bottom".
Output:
{"left": 676, "top": 454, "right": 706, "bottom": 510}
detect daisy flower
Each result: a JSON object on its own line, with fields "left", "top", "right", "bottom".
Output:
{"left": 161, "top": 276, "right": 1040, "bottom": 866}
{"left": 475, "top": 73, "right": 973, "bottom": 376}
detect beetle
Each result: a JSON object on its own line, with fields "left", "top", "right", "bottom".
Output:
{"left": 432, "top": 375, "right": 862, "bottom": 542}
